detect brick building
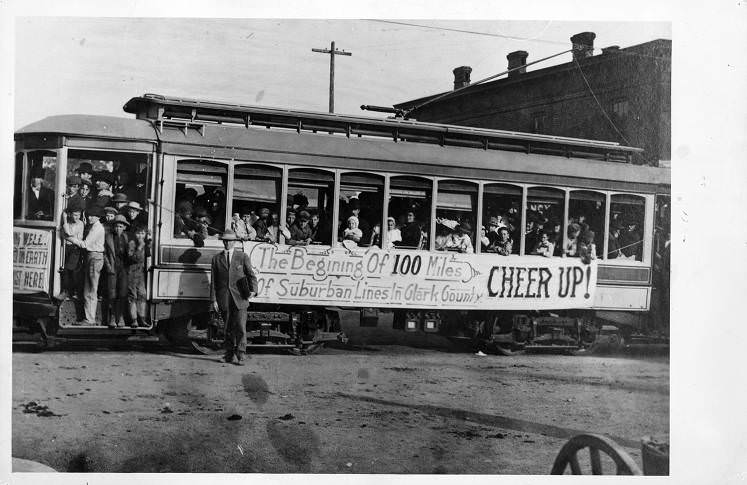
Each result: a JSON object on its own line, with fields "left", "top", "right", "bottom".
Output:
{"left": 393, "top": 32, "right": 671, "bottom": 167}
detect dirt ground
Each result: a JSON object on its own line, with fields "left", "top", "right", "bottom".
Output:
{"left": 12, "top": 345, "right": 669, "bottom": 474}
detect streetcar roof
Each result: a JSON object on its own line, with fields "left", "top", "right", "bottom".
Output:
{"left": 123, "top": 93, "right": 643, "bottom": 157}
{"left": 15, "top": 114, "right": 157, "bottom": 142}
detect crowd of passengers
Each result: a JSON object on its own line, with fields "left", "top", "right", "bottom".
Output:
{"left": 171, "top": 187, "right": 643, "bottom": 262}
{"left": 55, "top": 162, "right": 150, "bottom": 328}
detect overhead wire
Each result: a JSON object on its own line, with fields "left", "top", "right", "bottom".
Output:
{"left": 573, "top": 58, "right": 631, "bottom": 146}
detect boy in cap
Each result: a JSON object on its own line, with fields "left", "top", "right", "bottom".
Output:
{"left": 70, "top": 178, "right": 93, "bottom": 213}
{"left": 450, "top": 222, "right": 474, "bottom": 254}
{"left": 210, "top": 229, "right": 258, "bottom": 365}
{"left": 288, "top": 210, "right": 313, "bottom": 245}
{"left": 65, "top": 175, "right": 81, "bottom": 198}
{"left": 111, "top": 193, "right": 129, "bottom": 212}
{"left": 75, "top": 162, "right": 94, "bottom": 185}
{"left": 68, "top": 204, "right": 106, "bottom": 325}
{"left": 103, "top": 214, "right": 131, "bottom": 327}
{"left": 124, "top": 201, "right": 147, "bottom": 228}
{"left": 93, "top": 172, "right": 114, "bottom": 207}
{"left": 126, "top": 224, "right": 150, "bottom": 327}
{"left": 60, "top": 200, "right": 85, "bottom": 301}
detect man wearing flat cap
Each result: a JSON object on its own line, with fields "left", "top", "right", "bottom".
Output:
{"left": 93, "top": 171, "right": 114, "bottom": 207}
{"left": 210, "top": 229, "right": 258, "bottom": 365}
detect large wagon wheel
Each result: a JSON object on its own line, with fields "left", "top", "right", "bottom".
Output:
{"left": 550, "top": 434, "right": 642, "bottom": 475}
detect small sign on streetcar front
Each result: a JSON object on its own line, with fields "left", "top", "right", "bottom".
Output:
{"left": 245, "top": 242, "right": 597, "bottom": 310}
{"left": 13, "top": 227, "right": 52, "bottom": 294}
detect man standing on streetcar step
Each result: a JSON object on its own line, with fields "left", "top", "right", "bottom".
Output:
{"left": 210, "top": 229, "right": 258, "bottom": 365}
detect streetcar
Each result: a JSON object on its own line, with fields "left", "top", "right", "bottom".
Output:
{"left": 12, "top": 94, "right": 670, "bottom": 353}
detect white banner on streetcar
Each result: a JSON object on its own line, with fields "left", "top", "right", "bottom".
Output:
{"left": 246, "top": 242, "right": 597, "bottom": 310}
{"left": 13, "top": 227, "right": 52, "bottom": 294}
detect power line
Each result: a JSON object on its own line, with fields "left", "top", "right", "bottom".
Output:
{"left": 405, "top": 48, "right": 573, "bottom": 117}
{"left": 573, "top": 58, "right": 631, "bottom": 146}
{"left": 367, "top": 19, "right": 566, "bottom": 46}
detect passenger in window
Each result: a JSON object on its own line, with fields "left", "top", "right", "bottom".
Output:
{"left": 479, "top": 226, "right": 490, "bottom": 252}
{"left": 310, "top": 210, "right": 332, "bottom": 245}
{"left": 103, "top": 206, "right": 118, "bottom": 230}
{"left": 486, "top": 217, "right": 502, "bottom": 246}
{"left": 607, "top": 224, "right": 622, "bottom": 259}
{"left": 253, "top": 207, "right": 273, "bottom": 242}
{"left": 397, "top": 211, "right": 422, "bottom": 248}
{"left": 344, "top": 199, "right": 371, "bottom": 245}
{"left": 489, "top": 227, "right": 513, "bottom": 256}
{"left": 71, "top": 179, "right": 93, "bottom": 213}
{"left": 451, "top": 222, "right": 474, "bottom": 254}
{"left": 60, "top": 200, "right": 85, "bottom": 301}
{"left": 195, "top": 207, "right": 216, "bottom": 238}
{"left": 434, "top": 223, "right": 453, "bottom": 251}
{"left": 65, "top": 175, "right": 81, "bottom": 199}
{"left": 531, "top": 231, "right": 555, "bottom": 258}
{"left": 577, "top": 230, "right": 597, "bottom": 264}
{"left": 124, "top": 201, "right": 147, "bottom": 229}
{"left": 126, "top": 224, "right": 150, "bottom": 328}
{"left": 232, "top": 211, "right": 249, "bottom": 240}
{"left": 288, "top": 210, "right": 313, "bottom": 246}
{"left": 286, "top": 209, "right": 297, "bottom": 229}
{"left": 75, "top": 162, "right": 94, "bottom": 185}
{"left": 342, "top": 216, "right": 363, "bottom": 245}
{"left": 93, "top": 172, "right": 115, "bottom": 208}
{"left": 620, "top": 220, "right": 642, "bottom": 260}
{"left": 565, "top": 223, "right": 581, "bottom": 257}
{"left": 291, "top": 193, "right": 309, "bottom": 212}
{"left": 174, "top": 201, "right": 203, "bottom": 246}
{"left": 27, "top": 167, "right": 55, "bottom": 220}
{"left": 111, "top": 193, "right": 129, "bottom": 212}
{"left": 384, "top": 217, "right": 402, "bottom": 249}
{"left": 268, "top": 211, "right": 281, "bottom": 242}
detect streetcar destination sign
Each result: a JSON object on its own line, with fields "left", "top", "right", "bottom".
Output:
{"left": 246, "top": 243, "right": 597, "bottom": 310}
{"left": 13, "top": 227, "right": 52, "bottom": 294}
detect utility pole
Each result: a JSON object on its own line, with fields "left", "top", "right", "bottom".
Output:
{"left": 311, "top": 41, "right": 352, "bottom": 113}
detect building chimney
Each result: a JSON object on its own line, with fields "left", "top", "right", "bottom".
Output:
{"left": 453, "top": 66, "right": 472, "bottom": 90}
{"left": 570, "top": 32, "right": 596, "bottom": 61}
{"left": 602, "top": 45, "right": 620, "bottom": 55}
{"left": 507, "top": 50, "right": 528, "bottom": 77}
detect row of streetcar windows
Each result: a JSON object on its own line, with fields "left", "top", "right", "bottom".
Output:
{"left": 171, "top": 160, "right": 646, "bottom": 261}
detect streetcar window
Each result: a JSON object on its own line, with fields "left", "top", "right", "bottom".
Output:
{"left": 435, "top": 180, "right": 477, "bottom": 253}
{"left": 287, "top": 168, "right": 334, "bottom": 245}
{"left": 610, "top": 194, "right": 645, "bottom": 262}
{"left": 230, "top": 164, "right": 281, "bottom": 242}
{"left": 68, "top": 150, "right": 150, "bottom": 218}
{"left": 14, "top": 152, "right": 23, "bottom": 219}
{"left": 24, "top": 150, "right": 57, "bottom": 221}
{"left": 339, "top": 172, "right": 384, "bottom": 247}
{"left": 569, "top": 190, "right": 606, "bottom": 258}
{"left": 174, "top": 160, "right": 228, "bottom": 240}
{"left": 482, "top": 183, "right": 522, "bottom": 254}
{"left": 389, "top": 176, "right": 432, "bottom": 250}
{"left": 525, "top": 187, "right": 564, "bottom": 256}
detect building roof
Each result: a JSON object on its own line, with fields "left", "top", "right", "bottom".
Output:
{"left": 394, "top": 38, "right": 671, "bottom": 114}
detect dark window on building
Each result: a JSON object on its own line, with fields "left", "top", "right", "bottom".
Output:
{"left": 531, "top": 112, "right": 546, "bottom": 134}
{"left": 612, "top": 98, "right": 630, "bottom": 117}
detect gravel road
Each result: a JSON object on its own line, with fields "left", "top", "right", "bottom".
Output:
{"left": 12, "top": 345, "right": 669, "bottom": 474}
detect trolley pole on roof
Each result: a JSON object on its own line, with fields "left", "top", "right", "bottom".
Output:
{"left": 312, "top": 41, "right": 352, "bottom": 113}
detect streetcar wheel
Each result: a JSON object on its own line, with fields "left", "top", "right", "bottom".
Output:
{"left": 550, "top": 433, "right": 642, "bottom": 475}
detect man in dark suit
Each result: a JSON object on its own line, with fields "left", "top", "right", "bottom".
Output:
{"left": 27, "top": 168, "right": 55, "bottom": 220}
{"left": 210, "top": 229, "right": 258, "bottom": 365}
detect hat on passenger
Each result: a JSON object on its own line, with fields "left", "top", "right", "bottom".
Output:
{"left": 86, "top": 205, "right": 104, "bottom": 218}
{"left": 79, "top": 178, "right": 93, "bottom": 188}
{"left": 113, "top": 214, "right": 130, "bottom": 227}
{"left": 298, "top": 210, "right": 310, "bottom": 221}
{"left": 95, "top": 171, "right": 114, "bottom": 186}
{"left": 65, "top": 200, "right": 84, "bottom": 213}
{"left": 103, "top": 206, "right": 119, "bottom": 216}
{"left": 66, "top": 175, "right": 81, "bottom": 186}
{"left": 488, "top": 217, "right": 501, "bottom": 227}
{"left": 126, "top": 201, "right": 143, "bottom": 212}
{"left": 111, "top": 193, "right": 129, "bottom": 203}
{"left": 219, "top": 229, "right": 240, "bottom": 241}
{"left": 76, "top": 162, "right": 93, "bottom": 174}
{"left": 458, "top": 222, "right": 472, "bottom": 233}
